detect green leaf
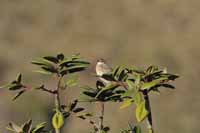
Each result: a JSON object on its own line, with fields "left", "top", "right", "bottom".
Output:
{"left": 121, "top": 88, "right": 135, "bottom": 98}
{"left": 136, "top": 101, "right": 149, "bottom": 122}
{"left": 60, "top": 64, "right": 88, "bottom": 75}
{"left": 133, "top": 125, "right": 142, "bottom": 133}
{"left": 52, "top": 111, "right": 64, "bottom": 129}
{"left": 126, "top": 80, "right": 135, "bottom": 89}
{"left": 43, "top": 56, "right": 59, "bottom": 64}
{"left": 83, "top": 91, "right": 97, "bottom": 98}
{"left": 12, "top": 90, "right": 26, "bottom": 101}
{"left": 133, "top": 92, "right": 142, "bottom": 106}
{"left": 66, "top": 75, "right": 78, "bottom": 87}
{"left": 120, "top": 99, "right": 134, "bottom": 109}
{"left": 31, "top": 59, "right": 52, "bottom": 66}
{"left": 95, "top": 84, "right": 118, "bottom": 99}
{"left": 141, "top": 80, "right": 160, "bottom": 90}
{"left": 31, "top": 122, "right": 46, "bottom": 133}
{"left": 146, "top": 65, "right": 158, "bottom": 74}
{"left": 16, "top": 73, "right": 22, "bottom": 83}
{"left": 113, "top": 66, "right": 120, "bottom": 77}
{"left": 135, "top": 74, "right": 141, "bottom": 85}
{"left": 41, "top": 66, "right": 57, "bottom": 73}
{"left": 33, "top": 70, "right": 52, "bottom": 75}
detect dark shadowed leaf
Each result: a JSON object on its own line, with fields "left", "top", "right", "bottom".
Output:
{"left": 83, "top": 91, "right": 97, "bottom": 98}
{"left": 41, "top": 66, "right": 57, "bottom": 73}
{"left": 70, "top": 100, "right": 78, "bottom": 111}
{"left": 9, "top": 84, "right": 23, "bottom": 91}
{"left": 73, "top": 107, "right": 85, "bottom": 113}
{"left": 57, "top": 53, "right": 65, "bottom": 61}
{"left": 43, "top": 56, "right": 59, "bottom": 64}
{"left": 22, "top": 119, "right": 32, "bottom": 133}
{"left": 133, "top": 125, "right": 141, "bottom": 133}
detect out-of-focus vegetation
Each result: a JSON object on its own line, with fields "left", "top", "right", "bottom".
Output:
{"left": 0, "top": 0, "right": 199, "bottom": 133}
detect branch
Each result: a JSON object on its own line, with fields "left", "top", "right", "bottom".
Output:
{"left": 143, "top": 91, "right": 154, "bottom": 133}
{"left": 98, "top": 102, "right": 105, "bottom": 133}
{"left": 54, "top": 77, "right": 63, "bottom": 133}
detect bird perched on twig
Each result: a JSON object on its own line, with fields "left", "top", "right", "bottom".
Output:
{"left": 95, "top": 58, "right": 113, "bottom": 84}
{"left": 96, "top": 58, "right": 128, "bottom": 89}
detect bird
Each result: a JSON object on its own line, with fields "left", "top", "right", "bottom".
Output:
{"left": 95, "top": 58, "right": 113, "bottom": 84}
{"left": 95, "top": 58, "right": 128, "bottom": 89}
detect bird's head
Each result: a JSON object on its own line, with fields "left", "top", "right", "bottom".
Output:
{"left": 97, "top": 58, "right": 106, "bottom": 64}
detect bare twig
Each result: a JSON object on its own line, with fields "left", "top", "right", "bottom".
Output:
{"left": 98, "top": 102, "right": 105, "bottom": 133}
{"left": 54, "top": 77, "right": 63, "bottom": 133}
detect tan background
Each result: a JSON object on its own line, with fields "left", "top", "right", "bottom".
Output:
{"left": 0, "top": 0, "right": 199, "bottom": 133}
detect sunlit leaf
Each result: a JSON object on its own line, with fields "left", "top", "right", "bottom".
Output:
{"left": 16, "top": 73, "right": 22, "bottom": 83}
{"left": 120, "top": 99, "right": 134, "bottom": 109}
{"left": 141, "top": 79, "right": 163, "bottom": 90}
{"left": 133, "top": 92, "right": 142, "bottom": 106}
{"left": 33, "top": 70, "right": 52, "bottom": 75}
{"left": 52, "top": 111, "right": 64, "bottom": 129}
{"left": 136, "top": 101, "right": 149, "bottom": 122}
{"left": 31, "top": 122, "right": 46, "bottom": 133}
{"left": 66, "top": 75, "right": 78, "bottom": 87}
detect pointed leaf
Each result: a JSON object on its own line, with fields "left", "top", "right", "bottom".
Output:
{"left": 57, "top": 53, "right": 65, "bottom": 61}
{"left": 31, "top": 122, "right": 46, "bottom": 133}
{"left": 120, "top": 99, "right": 134, "bottom": 109}
{"left": 22, "top": 119, "right": 32, "bottom": 132}
{"left": 43, "top": 56, "right": 59, "bottom": 64}
{"left": 136, "top": 101, "right": 149, "bottom": 122}
{"left": 16, "top": 73, "right": 22, "bottom": 83}
{"left": 9, "top": 84, "right": 23, "bottom": 91}
{"left": 52, "top": 111, "right": 64, "bottom": 129}
{"left": 133, "top": 92, "right": 142, "bottom": 106}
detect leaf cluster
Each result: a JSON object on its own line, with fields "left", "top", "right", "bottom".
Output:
{"left": 32, "top": 53, "right": 90, "bottom": 77}
{"left": 7, "top": 120, "right": 47, "bottom": 133}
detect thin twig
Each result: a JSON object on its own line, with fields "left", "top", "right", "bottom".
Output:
{"left": 98, "top": 102, "right": 104, "bottom": 133}
{"left": 55, "top": 77, "right": 62, "bottom": 110}
{"left": 40, "top": 87, "right": 57, "bottom": 94}
{"left": 54, "top": 77, "right": 63, "bottom": 133}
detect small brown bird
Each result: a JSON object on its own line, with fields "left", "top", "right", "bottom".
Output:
{"left": 95, "top": 58, "right": 112, "bottom": 84}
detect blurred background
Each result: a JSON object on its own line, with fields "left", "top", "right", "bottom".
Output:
{"left": 0, "top": 0, "right": 199, "bottom": 133}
